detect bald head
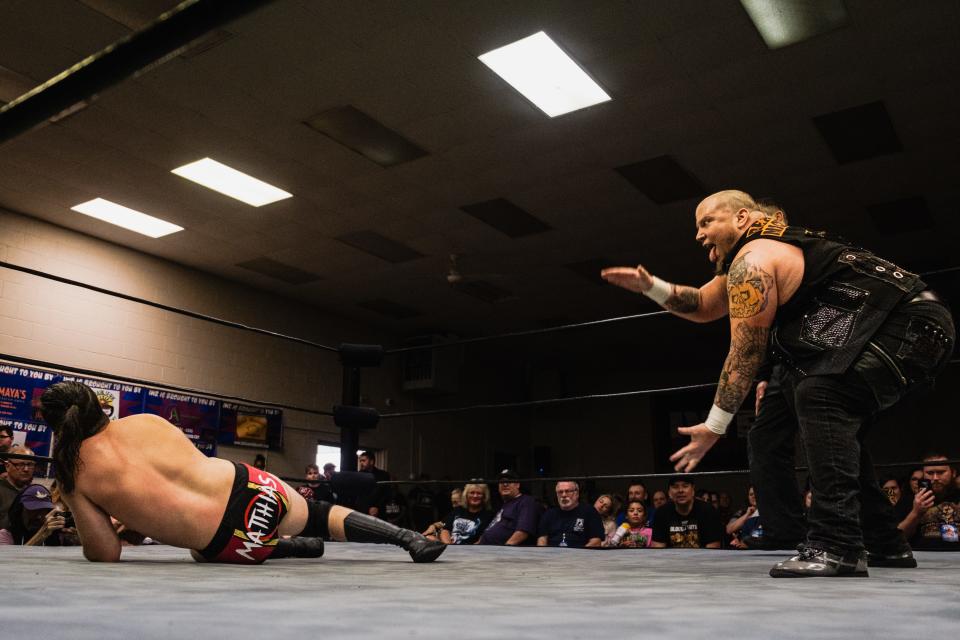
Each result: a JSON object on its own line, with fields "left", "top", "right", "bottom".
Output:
{"left": 694, "top": 190, "right": 766, "bottom": 272}
{"left": 700, "top": 190, "right": 758, "bottom": 215}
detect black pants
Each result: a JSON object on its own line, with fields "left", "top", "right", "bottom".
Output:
{"left": 749, "top": 299, "right": 954, "bottom": 553}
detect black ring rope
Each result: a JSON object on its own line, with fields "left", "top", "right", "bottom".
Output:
{"left": 0, "top": 353, "right": 334, "bottom": 417}
{"left": 7, "top": 452, "right": 956, "bottom": 491}
{"left": 0, "top": 261, "right": 339, "bottom": 353}
{"left": 2, "top": 260, "right": 956, "bottom": 361}
{"left": 382, "top": 311, "right": 671, "bottom": 355}
{"left": 379, "top": 382, "right": 718, "bottom": 419}
{"left": 370, "top": 459, "right": 960, "bottom": 487}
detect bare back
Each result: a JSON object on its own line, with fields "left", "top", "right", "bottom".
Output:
{"left": 71, "top": 413, "right": 235, "bottom": 550}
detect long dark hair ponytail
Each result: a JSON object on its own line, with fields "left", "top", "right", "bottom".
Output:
{"left": 40, "top": 382, "right": 109, "bottom": 494}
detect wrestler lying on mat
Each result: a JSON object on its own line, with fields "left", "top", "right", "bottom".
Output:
{"left": 39, "top": 381, "right": 445, "bottom": 564}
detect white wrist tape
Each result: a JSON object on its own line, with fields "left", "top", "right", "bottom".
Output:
{"left": 705, "top": 404, "right": 735, "bottom": 435}
{"left": 642, "top": 276, "right": 672, "bottom": 305}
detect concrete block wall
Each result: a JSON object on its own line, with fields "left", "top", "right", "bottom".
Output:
{"left": 0, "top": 207, "right": 388, "bottom": 478}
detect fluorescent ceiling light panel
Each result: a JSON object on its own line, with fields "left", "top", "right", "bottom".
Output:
{"left": 71, "top": 198, "right": 183, "bottom": 238}
{"left": 171, "top": 158, "right": 292, "bottom": 207}
{"left": 478, "top": 31, "right": 611, "bottom": 117}
{"left": 740, "top": 0, "right": 848, "bottom": 49}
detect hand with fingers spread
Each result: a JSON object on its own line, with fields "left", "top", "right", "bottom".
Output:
{"left": 669, "top": 424, "right": 721, "bottom": 472}
{"left": 600, "top": 265, "right": 655, "bottom": 294}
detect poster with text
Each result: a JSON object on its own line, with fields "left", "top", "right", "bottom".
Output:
{"left": 219, "top": 402, "right": 282, "bottom": 449}
{"left": 144, "top": 389, "right": 220, "bottom": 456}
{"left": 0, "top": 364, "right": 60, "bottom": 423}
{"left": 61, "top": 375, "right": 146, "bottom": 419}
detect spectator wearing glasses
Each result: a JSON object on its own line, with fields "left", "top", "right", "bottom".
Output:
{"left": 1, "top": 445, "right": 36, "bottom": 531}
{"left": 537, "top": 480, "right": 604, "bottom": 548}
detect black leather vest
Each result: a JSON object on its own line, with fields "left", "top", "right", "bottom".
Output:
{"left": 720, "top": 219, "right": 926, "bottom": 376}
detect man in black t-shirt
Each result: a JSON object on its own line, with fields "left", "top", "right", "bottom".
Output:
{"left": 358, "top": 450, "right": 392, "bottom": 518}
{"left": 651, "top": 476, "right": 722, "bottom": 549}
{"left": 895, "top": 455, "right": 960, "bottom": 551}
{"left": 536, "top": 480, "right": 604, "bottom": 548}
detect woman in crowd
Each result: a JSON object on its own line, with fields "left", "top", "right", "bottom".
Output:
{"left": 593, "top": 494, "right": 617, "bottom": 539}
{"left": 881, "top": 476, "right": 903, "bottom": 506}
{"left": 727, "top": 485, "right": 761, "bottom": 548}
{"left": 440, "top": 482, "right": 493, "bottom": 544}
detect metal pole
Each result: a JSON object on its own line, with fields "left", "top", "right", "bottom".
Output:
{"left": 339, "top": 364, "right": 361, "bottom": 473}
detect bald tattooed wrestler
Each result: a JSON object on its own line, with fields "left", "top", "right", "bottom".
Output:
{"left": 603, "top": 190, "right": 953, "bottom": 577}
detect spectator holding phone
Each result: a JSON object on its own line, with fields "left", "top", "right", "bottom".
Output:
{"left": 0, "top": 484, "right": 73, "bottom": 545}
{"left": 896, "top": 454, "right": 960, "bottom": 551}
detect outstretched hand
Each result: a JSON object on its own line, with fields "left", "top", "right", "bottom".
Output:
{"left": 669, "top": 424, "right": 721, "bottom": 472}
{"left": 601, "top": 265, "right": 654, "bottom": 294}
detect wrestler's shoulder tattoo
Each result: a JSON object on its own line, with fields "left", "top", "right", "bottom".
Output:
{"left": 726, "top": 251, "right": 774, "bottom": 319}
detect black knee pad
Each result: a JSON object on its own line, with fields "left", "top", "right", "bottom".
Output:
{"left": 300, "top": 500, "right": 333, "bottom": 539}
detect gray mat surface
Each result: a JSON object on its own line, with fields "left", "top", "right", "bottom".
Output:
{"left": 2, "top": 543, "right": 958, "bottom": 639}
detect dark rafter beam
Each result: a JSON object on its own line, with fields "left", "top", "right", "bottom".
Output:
{"left": 0, "top": 0, "right": 274, "bottom": 145}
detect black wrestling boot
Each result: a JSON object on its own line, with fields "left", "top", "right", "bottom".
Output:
{"left": 342, "top": 512, "right": 446, "bottom": 563}
{"left": 769, "top": 544, "right": 868, "bottom": 578}
{"left": 271, "top": 537, "right": 325, "bottom": 559}
{"left": 866, "top": 547, "right": 917, "bottom": 568}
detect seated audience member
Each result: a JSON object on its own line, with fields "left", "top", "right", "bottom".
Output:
{"left": 651, "top": 490, "right": 668, "bottom": 511}
{"left": 449, "top": 487, "right": 463, "bottom": 512}
{"left": 615, "top": 480, "right": 650, "bottom": 526}
{"left": 297, "top": 464, "right": 334, "bottom": 503}
{"left": 323, "top": 462, "right": 336, "bottom": 480}
{"left": 605, "top": 500, "right": 653, "bottom": 548}
{"left": 907, "top": 468, "right": 923, "bottom": 496}
{"left": 0, "top": 484, "right": 73, "bottom": 546}
{"left": 727, "top": 486, "right": 762, "bottom": 548}
{"left": 881, "top": 476, "right": 903, "bottom": 507}
{"left": 537, "top": 480, "right": 604, "bottom": 548}
{"left": 441, "top": 482, "right": 494, "bottom": 545}
{"left": 593, "top": 494, "right": 617, "bottom": 539}
{"left": 423, "top": 485, "right": 465, "bottom": 540}
{"left": 253, "top": 453, "right": 267, "bottom": 470}
{"left": 478, "top": 470, "right": 540, "bottom": 546}
{"left": 897, "top": 454, "right": 959, "bottom": 550}
{"left": 651, "top": 476, "right": 722, "bottom": 549}
{"left": 717, "top": 491, "right": 733, "bottom": 523}
{"left": 1, "top": 445, "right": 36, "bottom": 531}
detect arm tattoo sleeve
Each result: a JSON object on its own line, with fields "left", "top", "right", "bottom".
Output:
{"left": 715, "top": 323, "right": 770, "bottom": 412}
{"left": 726, "top": 252, "right": 774, "bottom": 319}
{"left": 665, "top": 285, "right": 700, "bottom": 313}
